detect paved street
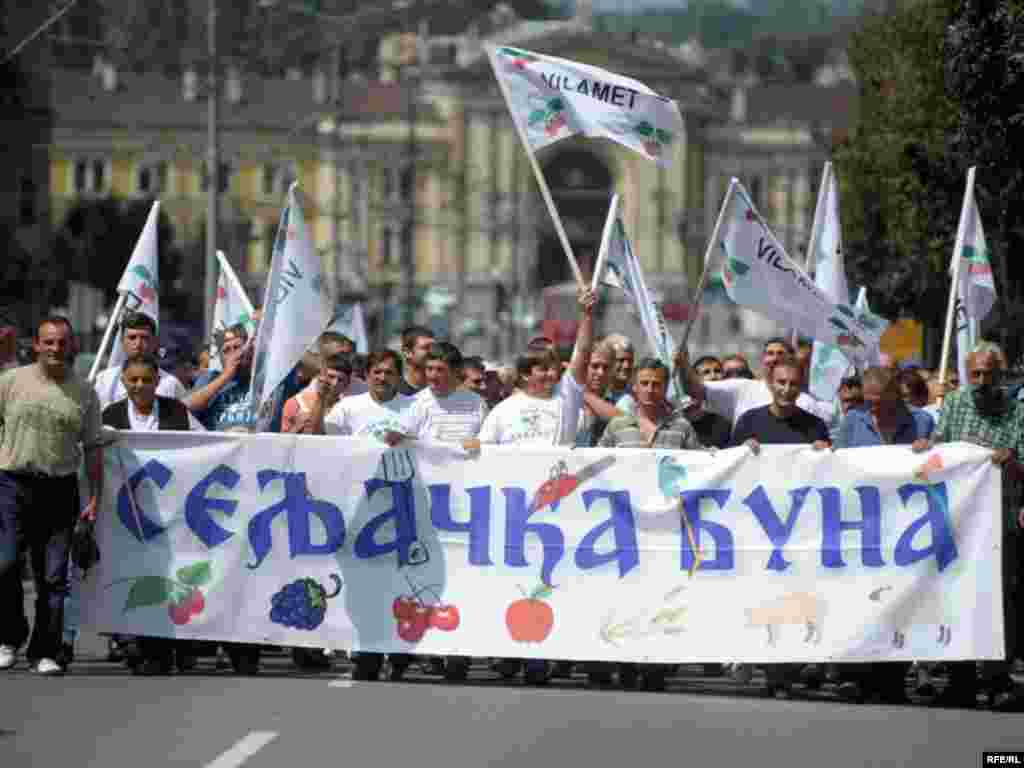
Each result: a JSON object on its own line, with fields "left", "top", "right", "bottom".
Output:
{"left": 3, "top": 635, "right": 1023, "bottom": 768}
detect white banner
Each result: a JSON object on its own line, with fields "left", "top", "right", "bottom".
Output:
{"left": 717, "top": 180, "right": 886, "bottom": 363}
{"left": 210, "top": 250, "right": 257, "bottom": 370}
{"left": 596, "top": 196, "right": 680, "bottom": 400}
{"left": 488, "top": 45, "right": 684, "bottom": 167}
{"left": 82, "top": 434, "right": 1004, "bottom": 663}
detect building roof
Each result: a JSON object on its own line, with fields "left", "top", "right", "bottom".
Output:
{"left": 49, "top": 68, "right": 423, "bottom": 133}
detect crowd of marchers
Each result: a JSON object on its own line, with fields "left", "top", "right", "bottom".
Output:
{"left": 0, "top": 292, "right": 1021, "bottom": 711}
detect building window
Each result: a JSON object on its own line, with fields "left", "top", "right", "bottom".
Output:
{"left": 379, "top": 225, "right": 393, "bottom": 266}
{"left": 262, "top": 161, "right": 296, "bottom": 199}
{"left": 136, "top": 161, "right": 167, "bottom": 196}
{"left": 71, "top": 156, "right": 110, "bottom": 196}
{"left": 17, "top": 175, "right": 36, "bottom": 226}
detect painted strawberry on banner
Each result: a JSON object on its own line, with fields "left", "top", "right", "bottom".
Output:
{"left": 633, "top": 121, "right": 674, "bottom": 159}
{"left": 104, "top": 560, "right": 212, "bottom": 625}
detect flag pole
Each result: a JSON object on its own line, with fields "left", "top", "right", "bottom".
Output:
{"left": 680, "top": 178, "right": 737, "bottom": 349}
{"left": 88, "top": 292, "right": 127, "bottom": 382}
{"left": 487, "top": 48, "right": 586, "bottom": 289}
{"left": 794, "top": 161, "right": 832, "bottom": 347}
{"left": 938, "top": 166, "right": 976, "bottom": 389}
{"left": 590, "top": 193, "right": 620, "bottom": 292}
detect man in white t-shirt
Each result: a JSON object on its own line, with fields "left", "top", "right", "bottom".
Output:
{"left": 92, "top": 312, "right": 187, "bottom": 409}
{"left": 319, "top": 348, "right": 414, "bottom": 682}
{"left": 394, "top": 341, "right": 487, "bottom": 683}
{"left": 479, "top": 286, "right": 596, "bottom": 687}
{"left": 678, "top": 337, "right": 833, "bottom": 428}
{"left": 479, "top": 288, "right": 596, "bottom": 447}
{"left": 321, "top": 349, "right": 412, "bottom": 443}
{"left": 401, "top": 342, "right": 488, "bottom": 451}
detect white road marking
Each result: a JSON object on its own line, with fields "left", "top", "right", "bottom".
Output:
{"left": 205, "top": 731, "right": 278, "bottom": 768}
{"left": 329, "top": 675, "right": 355, "bottom": 688}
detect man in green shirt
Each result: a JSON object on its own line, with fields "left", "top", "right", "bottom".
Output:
{"left": 913, "top": 345, "right": 1024, "bottom": 710}
{"left": 0, "top": 317, "right": 104, "bottom": 675}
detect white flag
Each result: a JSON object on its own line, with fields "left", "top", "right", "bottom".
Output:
{"left": 249, "top": 184, "right": 333, "bottom": 417}
{"left": 807, "top": 163, "right": 852, "bottom": 401}
{"left": 716, "top": 180, "right": 884, "bottom": 360}
{"left": 594, "top": 196, "right": 681, "bottom": 399}
{"left": 854, "top": 286, "right": 887, "bottom": 368}
{"left": 209, "top": 250, "right": 257, "bottom": 370}
{"left": 327, "top": 303, "right": 368, "bottom": 354}
{"left": 487, "top": 46, "right": 684, "bottom": 167}
{"left": 109, "top": 200, "right": 161, "bottom": 368}
{"left": 950, "top": 174, "right": 997, "bottom": 384}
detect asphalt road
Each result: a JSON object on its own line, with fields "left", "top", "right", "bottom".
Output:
{"left": 3, "top": 647, "right": 1023, "bottom": 768}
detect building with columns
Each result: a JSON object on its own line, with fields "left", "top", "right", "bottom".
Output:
{"left": 36, "top": 2, "right": 856, "bottom": 363}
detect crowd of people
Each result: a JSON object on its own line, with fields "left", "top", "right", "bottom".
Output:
{"left": 0, "top": 293, "right": 1021, "bottom": 711}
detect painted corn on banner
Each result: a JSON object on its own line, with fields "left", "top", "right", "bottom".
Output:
{"left": 81, "top": 433, "right": 1004, "bottom": 663}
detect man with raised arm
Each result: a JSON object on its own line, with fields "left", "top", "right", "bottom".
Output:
{"left": 677, "top": 337, "right": 833, "bottom": 427}
{"left": 479, "top": 287, "right": 596, "bottom": 686}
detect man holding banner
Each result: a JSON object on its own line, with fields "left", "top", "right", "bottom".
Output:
{"left": 913, "top": 345, "right": 1024, "bottom": 710}
{"left": 92, "top": 312, "right": 187, "bottom": 410}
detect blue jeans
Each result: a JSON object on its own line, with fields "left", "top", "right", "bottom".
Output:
{"left": 0, "top": 471, "right": 78, "bottom": 661}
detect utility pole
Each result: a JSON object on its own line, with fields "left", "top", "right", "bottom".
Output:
{"left": 402, "top": 48, "right": 418, "bottom": 328}
{"left": 204, "top": 0, "right": 219, "bottom": 336}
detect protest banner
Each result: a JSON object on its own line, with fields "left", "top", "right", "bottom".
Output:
{"left": 488, "top": 45, "right": 684, "bottom": 288}
{"left": 940, "top": 166, "right": 996, "bottom": 386}
{"left": 209, "top": 250, "right": 257, "bottom": 370}
{"left": 594, "top": 195, "right": 681, "bottom": 399}
{"left": 89, "top": 200, "right": 161, "bottom": 382}
{"left": 249, "top": 183, "right": 334, "bottom": 424}
{"left": 81, "top": 434, "right": 1003, "bottom": 664}
{"left": 712, "top": 179, "right": 885, "bottom": 363}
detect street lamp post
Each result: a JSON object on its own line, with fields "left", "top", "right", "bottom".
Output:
{"left": 204, "top": 0, "right": 219, "bottom": 337}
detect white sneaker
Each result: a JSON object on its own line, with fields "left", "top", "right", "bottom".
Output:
{"left": 35, "top": 658, "right": 64, "bottom": 676}
{"left": 0, "top": 645, "right": 16, "bottom": 670}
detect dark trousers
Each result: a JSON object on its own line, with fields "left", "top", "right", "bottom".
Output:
{"left": 0, "top": 471, "right": 79, "bottom": 661}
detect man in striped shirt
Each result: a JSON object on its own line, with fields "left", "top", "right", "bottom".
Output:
{"left": 599, "top": 358, "right": 703, "bottom": 451}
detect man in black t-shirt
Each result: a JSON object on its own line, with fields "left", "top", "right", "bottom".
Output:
{"left": 729, "top": 357, "right": 830, "bottom": 698}
{"left": 731, "top": 361, "right": 831, "bottom": 450}
{"left": 685, "top": 400, "right": 732, "bottom": 449}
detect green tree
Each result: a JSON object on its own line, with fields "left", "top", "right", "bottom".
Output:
{"left": 835, "top": 1, "right": 960, "bottom": 355}
{"left": 945, "top": 0, "right": 1024, "bottom": 362}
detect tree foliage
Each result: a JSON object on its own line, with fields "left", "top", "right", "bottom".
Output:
{"left": 945, "top": 0, "right": 1024, "bottom": 360}
{"left": 835, "top": 1, "right": 960, "bottom": 341}
{"left": 51, "top": 198, "right": 184, "bottom": 306}
{"left": 839, "top": 0, "right": 1024, "bottom": 364}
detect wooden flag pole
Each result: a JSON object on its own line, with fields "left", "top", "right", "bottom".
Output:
{"left": 938, "top": 166, "right": 976, "bottom": 389}
{"left": 680, "top": 178, "right": 738, "bottom": 350}
{"left": 487, "top": 48, "right": 586, "bottom": 289}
